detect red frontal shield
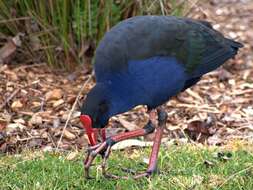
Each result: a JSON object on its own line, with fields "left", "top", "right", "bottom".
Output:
{"left": 80, "top": 115, "right": 97, "bottom": 145}
{"left": 80, "top": 115, "right": 106, "bottom": 146}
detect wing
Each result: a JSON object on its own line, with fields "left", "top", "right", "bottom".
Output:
{"left": 94, "top": 16, "right": 242, "bottom": 81}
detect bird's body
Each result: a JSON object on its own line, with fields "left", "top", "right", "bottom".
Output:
{"left": 81, "top": 15, "right": 243, "bottom": 179}
{"left": 82, "top": 16, "right": 242, "bottom": 128}
{"left": 92, "top": 56, "right": 186, "bottom": 121}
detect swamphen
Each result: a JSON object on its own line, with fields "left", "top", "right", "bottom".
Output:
{"left": 80, "top": 16, "right": 243, "bottom": 179}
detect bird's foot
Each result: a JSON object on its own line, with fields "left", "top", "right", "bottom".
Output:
{"left": 102, "top": 166, "right": 158, "bottom": 179}
{"left": 84, "top": 127, "right": 151, "bottom": 179}
{"left": 83, "top": 108, "right": 167, "bottom": 180}
{"left": 133, "top": 169, "right": 158, "bottom": 179}
{"left": 84, "top": 140, "right": 113, "bottom": 179}
{"left": 84, "top": 137, "right": 153, "bottom": 180}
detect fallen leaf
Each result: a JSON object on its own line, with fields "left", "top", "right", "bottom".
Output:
{"left": 0, "top": 34, "right": 21, "bottom": 64}
{"left": 42, "top": 146, "right": 53, "bottom": 152}
{"left": 3, "top": 70, "right": 18, "bottom": 81}
{"left": 45, "top": 89, "right": 63, "bottom": 101}
{"left": 28, "top": 138, "right": 43, "bottom": 148}
{"left": 118, "top": 117, "right": 139, "bottom": 131}
{"left": 66, "top": 151, "right": 78, "bottom": 160}
{"left": 53, "top": 99, "right": 64, "bottom": 107}
{"left": 6, "top": 123, "right": 26, "bottom": 133}
{"left": 204, "top": 160, "right": 215, "bottom": 167}
{"left": 184, "top": 120, "right": 216, "bottom": 143}
{"left": 63, "top": 130, "right": 76, "bottom": 140}
{"left": 217, "top": 69, "right": 232, "bottom": 81}
{"left": 0, "top": 122, "right": 6, "bottom": 132}
{"left": 11, "top": 100, "right": 23, "bottom": 109}
{"left": 111, "top": 139, "right": 153, "bottom": 150}
{"left": 76, "top": 136, "right": 88, "bottom": 148}
{"left": 29, "top": 114, "right": 43, "bottom": 125}
{"left": 41, "top": 131, "right": 48, "bottom": 139}
{"left": 192, "top": 175, "right": 204, "bottom": 186}
{"left": 67, "top": 96, "right": 76, "bottom": 104}
{"left": 62, "top": 111, "right": 80, "bottom": 121}
{"left": 13, "top": 118, "right": 26, "bottom": 124}
{"left": 53, "top": 118, "right": 60, "bottom": 128}
{"left": 207, "top": 134, "right": 223, "bottom": 146}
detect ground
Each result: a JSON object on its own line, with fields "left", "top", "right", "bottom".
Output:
{"left": 0, "top": 0, "right": 253, "bottom": 189}
{"left": 0, "top": 0, "right": 252, "bottom": 153}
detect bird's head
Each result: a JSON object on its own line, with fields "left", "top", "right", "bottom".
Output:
{"left": 80, "top": 84, "right": 110, "bottom": 145}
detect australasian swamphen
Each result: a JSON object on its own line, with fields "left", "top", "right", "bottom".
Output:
{"left": 80, "top": 16, "right": 243, "bottom": 179}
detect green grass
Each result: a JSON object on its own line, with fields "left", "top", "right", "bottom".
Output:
{"left": 1, "top": 143, "right": 253, "bottom": 190}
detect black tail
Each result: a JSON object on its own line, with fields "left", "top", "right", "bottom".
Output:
{"left": 226, "top": 38, "right": 244, "bottom": 51}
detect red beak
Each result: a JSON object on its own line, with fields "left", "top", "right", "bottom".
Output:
{"left": 80, "top": 115, "right": 106, "bottom": 146}
{"left": 80, "top": 115, "right": 97, "bottom": 146}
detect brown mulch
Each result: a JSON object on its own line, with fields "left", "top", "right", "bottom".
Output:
{"left": 0, "top": 0, "right": 253, "bottom": 153}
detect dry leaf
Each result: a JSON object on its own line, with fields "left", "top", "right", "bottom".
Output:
{"left": 53, "top": 99, "right": 64, "bottom": 107}
{"left": 0, "top": 124, "right": 6, "bottom": 132}
{"left": 29, "top": 114, "right": 43, "bottom": 125}
{"left": 207, "top": 134, "right": 223, "bottom": 146}
{"left": 11, "top": 100, "right": 23, "bottom": 109}
{"left": 66, "top": 151, "right": 78, "bottom": 160}
{"left": 204, "top": 160, "right": 215, "bottom": 167}
{"left": 42, "top": 146, "right": 53, "bottom": 152}
{"left": 4, "top": 70, "right": 18, "bottom": 81}
{"left": 6, "top": 123, "right": 26, "bottom": 133}
{"left": 184, "top": 120, "right": 216, "bottom": 143}
{"left": 118, "top": 117, "right": 139, "bottom": 131}
{"left": 111, "top": 139, "right": 153, "bottom": 150}
{"left": 63, "top": 130, "right": 76, "bottom": 140}
{"left": 45, "top": 89, "right": 63, "bottom": 101}
{"left": 13, "top": 118, "right": 26, "bottom": 124}
{"left": 0, "top": 36, "right": 19, "bottom": 64}
{"left": 62, "top": 111, "right": 80, "bottom": 121}
{"left": 41, "top": 131, "right": 48, "bottom": 139}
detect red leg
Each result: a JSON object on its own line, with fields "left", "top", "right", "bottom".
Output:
{"left": 134, "top": 108, "right": 167, "bottom": 178}
{"left": 83, "top": 108, "right": 167, "bottom": 179}
{"left": 84, "top": 110, "right": 156, "bottom": 179}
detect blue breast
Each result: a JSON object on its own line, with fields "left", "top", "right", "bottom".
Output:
{"left": 107, "top": 56, "right": 188, "bottom": 113}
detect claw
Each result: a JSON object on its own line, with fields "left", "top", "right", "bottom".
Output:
{"left": 133, "top": 172, "right": 151, "bottom": 179}
{"left": 82, "top": 108, "right": 163, "bottom": 180}
{"left": 84, "top": 143, "right": 159, "bottom": 180}
{"left": 120, "top": 167, "right": 137, "bottom": 175}
{"left": 102, "top": 169, "right": 155, "bottom": 180}
{"left": 84, "top": 142, "right": 108, "bottom": 179}
{"left": 101, "top": 145, "right": 112, "bottom": 176}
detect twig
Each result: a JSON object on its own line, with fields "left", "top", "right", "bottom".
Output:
{"left": 17, "top": 136, "right": 40, "bottom": 141}
{"left": 48, "top": 132, "right": 57, "bottom": 148}
{"left": 159, "top": 0, "right": 165, "bottom": 16}
{"left": 13, "top": 63, "right": 46, "bottom": 71}
{"left": 217, "top": 165, "right": 253, "bottom": 189}
{"left": 0, "top": 88, "right": 20, "bottom": 109}
{"left": 56, "top": 73, "right": 93, "bottom": 150}
{"left": 183, "top": 0, "right": 202, "bottom": 17}
{"left": 0, "top": 17, "right": 31, "bottom": 24}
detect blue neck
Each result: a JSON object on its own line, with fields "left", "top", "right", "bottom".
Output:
{"left": 103, "top": 77, "right": 138, "bottom": 118}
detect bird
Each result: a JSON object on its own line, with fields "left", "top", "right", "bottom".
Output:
{"left": 80, "top": 15, "right": 243, "bottom": 179}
